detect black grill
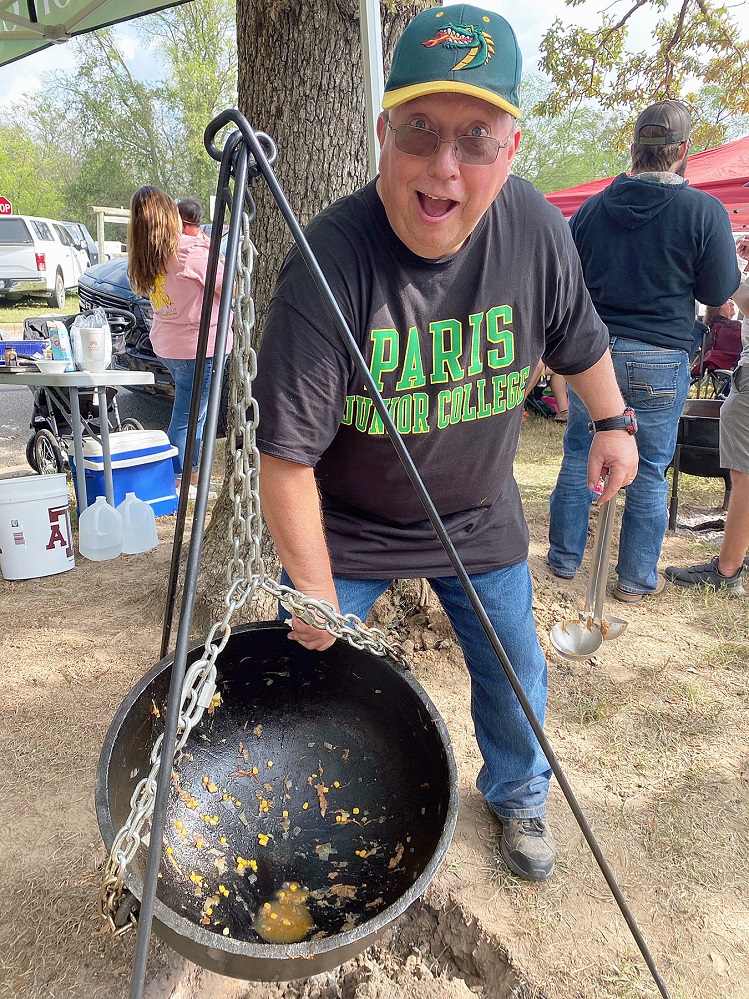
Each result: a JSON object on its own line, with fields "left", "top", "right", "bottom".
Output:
{"left": 79, "top": 286, "right": 133, "bottom": 312}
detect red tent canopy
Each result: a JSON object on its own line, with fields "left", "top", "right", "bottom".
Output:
{"left": 545, "top": 135, "right": 749, "bottom": 231}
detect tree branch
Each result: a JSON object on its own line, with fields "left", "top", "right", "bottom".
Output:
{"left": 661, "top": 0, "right": 689, "bottom": 92}
{"left": 694, "top": 0, "right": 747, "bottom": 89}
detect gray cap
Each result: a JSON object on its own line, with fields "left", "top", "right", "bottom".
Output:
{"left": 634, "top": 100, "right": 691, "bottom": 146}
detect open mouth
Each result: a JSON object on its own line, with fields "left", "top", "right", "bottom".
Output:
{"left": 417, "top": 192, "right": 458, "bottom": 219}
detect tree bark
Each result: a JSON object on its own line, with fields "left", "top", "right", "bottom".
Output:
{"left": 191, "top": 0, "right": 429, "bottom": 632}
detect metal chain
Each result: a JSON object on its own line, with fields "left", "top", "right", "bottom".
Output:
{"left": 100, "top": 205, "right": 406, "bottom": 932}
{"left": 224, "top": 214, "right": 406, "bottom": 664}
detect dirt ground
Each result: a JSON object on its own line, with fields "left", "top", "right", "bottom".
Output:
{"left": 1, "top": 420, "right": 748, "bottom": 999}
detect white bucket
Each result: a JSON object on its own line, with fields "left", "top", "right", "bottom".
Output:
{"left": 0, "top": 473, "right": 75, "bottom": 580}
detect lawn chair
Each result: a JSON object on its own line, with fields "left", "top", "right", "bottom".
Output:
{"left": 668, "top": 398, "right": 731, "bottom": 530}
{"left": 691, "top": 317, "right": 741, "bottom": 398}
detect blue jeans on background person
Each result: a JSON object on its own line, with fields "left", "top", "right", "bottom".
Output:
{"left": 548, "top": 337, "right": 690, "bottom": 594}
{"left": 161, "top": 356, "right": 213, "bottom": 477}
{"left": 279, "top": 564, "right": 552, "bottom": 820}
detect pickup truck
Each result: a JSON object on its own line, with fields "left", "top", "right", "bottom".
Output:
{"left": 0, "top": 214, "right": 89, "bottom": 309}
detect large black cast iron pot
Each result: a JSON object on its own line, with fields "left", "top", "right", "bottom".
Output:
{"left": 96, "top": 622, "right": 458, "bottom": 981}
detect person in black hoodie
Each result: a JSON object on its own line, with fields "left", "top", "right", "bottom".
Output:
{"left": 548, "top": 100, "right": 740, "bottom": 601}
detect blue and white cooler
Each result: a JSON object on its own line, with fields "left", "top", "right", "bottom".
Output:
{"left": 69, "top": 430, "right": 178, "bottom": 516}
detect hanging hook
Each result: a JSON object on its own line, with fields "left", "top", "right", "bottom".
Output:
{"left": 204, "top": 109, "right": 278, "bottom": 173}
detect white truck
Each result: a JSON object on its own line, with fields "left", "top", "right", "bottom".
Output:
{"left": 0, "top": 215, "right": 89, "bottom": 309}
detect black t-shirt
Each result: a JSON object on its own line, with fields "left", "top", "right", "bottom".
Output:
{"left": 256, "top": 178, "right": 608, "bottom": 578}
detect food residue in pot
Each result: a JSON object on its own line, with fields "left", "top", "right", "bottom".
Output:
{"left": 252, "top": 881, "right": 314, "bottom": 944}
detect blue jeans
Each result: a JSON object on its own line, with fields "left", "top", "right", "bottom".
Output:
{"left": 161, "top": 356, "right": 213, "bottom": 476}
{"left": 549, "top": 337, "right": 690, "bottom": 593}
{"left": 279, "top": 565, "right": 551, "bottom": 819}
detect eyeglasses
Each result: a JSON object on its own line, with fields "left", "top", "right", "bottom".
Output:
{"left": 385, "top": 121, "right": 511, "bottom": 166}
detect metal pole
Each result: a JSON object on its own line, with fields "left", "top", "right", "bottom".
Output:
{"left": 97, "top": 386, "right": 114, "bottom": 506}
{"left": 68, "top": 387, "right": 88, "bottom": 513}
{"left": 359, "top": 0, "right": 385, "bottom": 181}
{"left": 159, "top": 129, "right": 246, "bottom": 659}
{"left": 128, "top": 142, "right": 252, "bottom": 999}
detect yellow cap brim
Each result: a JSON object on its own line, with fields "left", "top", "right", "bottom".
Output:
{"left": 382, "top": 81, "right": 520, "bottom": 119}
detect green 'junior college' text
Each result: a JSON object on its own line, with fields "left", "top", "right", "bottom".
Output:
{"left": 341, "top": 307, "right": 530, "bottom": 435}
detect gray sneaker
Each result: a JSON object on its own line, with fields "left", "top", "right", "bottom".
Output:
{"left": 500, "top": 817, "right": 556, "bottom": 881}
{"left": 664, "top": 557, "right": 745, "bottom": 596}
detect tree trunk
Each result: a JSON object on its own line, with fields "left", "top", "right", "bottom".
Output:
{"left": 191, "top": 0, "right": 429, "bottom": 632}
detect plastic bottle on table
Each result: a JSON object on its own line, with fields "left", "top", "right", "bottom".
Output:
{"left": 78, "top": 495, "right": 123, "bottom": 561}
{"left": 116, "top": 492, "right": 158, "bottom": 554}
{"left": 70, "top": 325, "right": 85, "bottom": 370}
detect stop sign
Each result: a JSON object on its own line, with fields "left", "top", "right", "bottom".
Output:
{"left": 0, "top": 197, "right": 12, "bottom": 215}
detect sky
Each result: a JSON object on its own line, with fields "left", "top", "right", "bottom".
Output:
{"left": 0, "top": 0, "right": 748, "bottom": 109}
{"left": 0, "top": 0, "right": 658, "bottom": 109}
{"left": 0, "top": 15, "right": 149, "bottom": 108}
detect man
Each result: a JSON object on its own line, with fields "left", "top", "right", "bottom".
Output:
{"left": 255, "top": 5, "right": 637, "bottom": 881}
{"left": 176, "top": 197, "right": 210, "bottom": 242}
{"left": 548, "top": 100, "right": 740, "bottom": 601}
{"left": 665, "top": 263, "right": 749, "bottom": 595}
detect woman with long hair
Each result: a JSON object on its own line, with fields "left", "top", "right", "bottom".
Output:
{"left": 128, "top": 186, "right": 231, "bottom": 496}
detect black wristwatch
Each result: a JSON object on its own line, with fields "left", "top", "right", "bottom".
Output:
{"left": 588, "top": 407, "right": 638, "bottom": 436}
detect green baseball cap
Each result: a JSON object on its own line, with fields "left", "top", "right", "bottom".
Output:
{"left": 383, "top": 5, "right": 522, "bottom": 118}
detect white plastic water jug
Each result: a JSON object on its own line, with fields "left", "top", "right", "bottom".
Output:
{"left": 116, "top": 492, "right": 158, "bottom": 554}
{"left": 78, "top": 324, "right": 112, "bottom": 372}
{"left": 78, "top": 495, "right": 122, "bottom": 561}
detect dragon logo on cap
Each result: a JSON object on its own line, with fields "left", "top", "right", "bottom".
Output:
{"left": 422, "top": 22, "right": 494, "bottom": 72}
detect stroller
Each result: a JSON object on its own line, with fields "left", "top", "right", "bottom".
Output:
{"left": 22, "top": 309, "right": 143, "bottom": 474}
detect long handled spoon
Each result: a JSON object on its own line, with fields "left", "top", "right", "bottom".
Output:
{"left": 550, "top": 492, "right": 628, "bottom": 659}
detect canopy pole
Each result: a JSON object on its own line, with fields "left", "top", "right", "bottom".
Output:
{"left": 359, "top": 0, "right": 384, "bottom": 182}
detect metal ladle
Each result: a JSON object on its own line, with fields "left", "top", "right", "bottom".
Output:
{"left": 550, "top": 492, "right": 628, "bottom": 660}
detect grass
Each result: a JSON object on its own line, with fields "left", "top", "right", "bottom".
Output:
{"left": 705, "top": 641, "right": 749, "bottom": 669}
{"left": 675, "top": 586, "right": 749, "bottom": 640}
{"left": 517, "top": 410, "right": 728, "bottom": 517}
{"left": 0, "top": 292, "right": 79, "bottom": 324}
{"left": 599, "top": 954, "right": 667, "bottom": 998}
